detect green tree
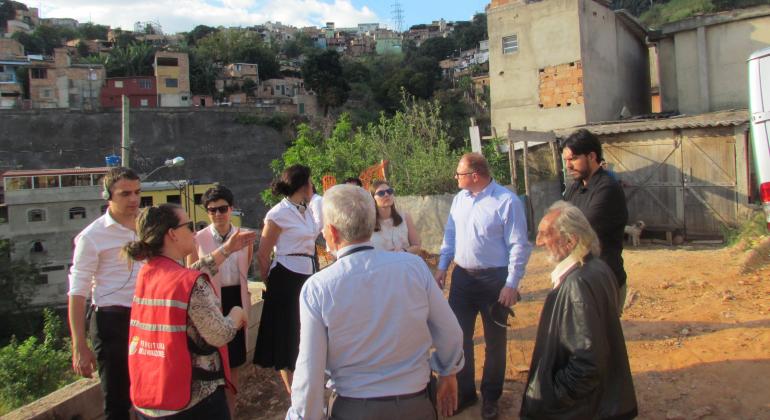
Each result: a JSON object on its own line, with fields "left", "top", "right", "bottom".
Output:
{"left": 265, "top": 94, "right": 462, "bottom": 204}
{"left": 105, "top": 42, "right": 156, "bottom": 77}
{"left": 76, "top": 40, "right": 90, "bottom": 57}
{"left": 450, "top": 13, "right": 488, "bottom": 51}
{"left": 418, "top": 36, "right": 456, "bottom": 61}
{"left": 194, "top": 29, "right": 279, "bottom": 79}
{"left": 77, "top": 22, "right": 109, "bottom": 40}
{"left": 0, "top": 309, "right": 75, "bottom": 415}
{"left": 301, "top": 50, "right": 350, "bottom": 116}
{"left": 185, "top": 24, "right": 218, "bottom": 46}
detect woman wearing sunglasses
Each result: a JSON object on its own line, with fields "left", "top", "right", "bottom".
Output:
{"left": 253, "top": 164, "right": 318, "bottom": 395}
{"left": 188, "top": 185, "right": 252, "bottom": 417}
{"left": 123, "top": 203, "right": 256, "bottom": 419}
{"left": 370, "top": 180, "right": 422, "bottom": 254}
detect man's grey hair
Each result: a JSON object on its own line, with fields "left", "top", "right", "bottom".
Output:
{"left": 546, "top": 200, "right": 601, "bottom": 258}
{"left": 322, "top": 184, "right": 376, "bottom": 243}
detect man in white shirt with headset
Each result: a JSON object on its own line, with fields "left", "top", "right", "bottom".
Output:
{"left": 68, "top": 167, "right": 142, "bottom": 420}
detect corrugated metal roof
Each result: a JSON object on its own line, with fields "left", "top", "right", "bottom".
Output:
{"left": 553, "top": 109, "right": 749, "bottom": 137}
{"left": 1, "top": 167, "right": 111, "bottom": 177}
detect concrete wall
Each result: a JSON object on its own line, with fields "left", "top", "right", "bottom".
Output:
{"left": 0, "top": 109, "right": 287, "bottom": 228}
{"left": 579, "top": 1, "right": 651, "bottom": 121}
{"left": 657, "top": 8, "right": 770, "bottom": 113}
{"left": 395, "top": 194, "right": 454, "bottom": 254}
{"left": 488, "top": 0, "right": 586, "bottom": 133}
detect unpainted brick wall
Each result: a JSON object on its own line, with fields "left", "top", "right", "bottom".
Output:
{"left": 538, "top": 61, "right": 583, "bottom": 109}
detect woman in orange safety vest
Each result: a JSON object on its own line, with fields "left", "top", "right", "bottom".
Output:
{"left": 123, "top": 203, "right": 256, "bottom": 419}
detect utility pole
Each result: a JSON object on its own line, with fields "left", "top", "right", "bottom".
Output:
{"left": 121, "top": 95, "right": 130, "bottom": 168}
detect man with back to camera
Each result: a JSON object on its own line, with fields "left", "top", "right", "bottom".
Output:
{"left": 434, "top": 153, "right": 532, "bottom": 419}
{"left": 287, "top": 184, "right": 465, "bottom": 420}
{"left": 521, "top": 201, "right": 637, "bottom": 419}
{"left": 67, "top": 167, "right": 142, "bottom": 420}
{"left": 561, "top": 129, "right": 629, "bottom": 310}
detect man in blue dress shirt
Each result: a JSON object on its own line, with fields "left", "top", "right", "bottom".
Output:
{"left": 288, "top": 184, "right": 465, "bottom": 420}
{"left": 434, "top": 153, "right": 532, "bottom": 419}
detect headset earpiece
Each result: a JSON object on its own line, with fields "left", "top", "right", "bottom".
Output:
{"left": 102, "top": 182, "right": 111, "bottom": 200}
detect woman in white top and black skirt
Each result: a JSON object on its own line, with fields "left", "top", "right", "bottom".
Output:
{"left": 253, "top": 164, "right": 318, "bottom": 394}
{"left": 369, "top": 180, "right": 422, "bottom": 254}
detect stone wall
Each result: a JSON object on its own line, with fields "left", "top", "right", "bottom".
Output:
{"left": 0, "top": 109, "right": 287, "bottom": 227}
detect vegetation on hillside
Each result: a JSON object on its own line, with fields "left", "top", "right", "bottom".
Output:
{"left": 612, "top": 0, "right": 770, "bottom": 27}
{"left": 0, "top": 309, "right": 75, "bottom": 415}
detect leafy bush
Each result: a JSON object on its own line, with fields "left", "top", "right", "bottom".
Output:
{"left": 0, "top": 309, "right": 76, "bottom": 415}
{"left": 264, "top": 95, "right": 463, "bottom": 205}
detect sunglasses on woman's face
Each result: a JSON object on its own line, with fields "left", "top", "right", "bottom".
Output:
{"left": 174, "top": 221, "right": 195, "bottom": 232}
{"left": 375, "top": 188, "right": 395, "bottom": 197}
{"left": 206, "top": 205, "right": 230, "bottom": 214}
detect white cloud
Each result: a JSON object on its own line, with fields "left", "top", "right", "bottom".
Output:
{"left": 37, "top": 0, "right": 380, "bottom": 33}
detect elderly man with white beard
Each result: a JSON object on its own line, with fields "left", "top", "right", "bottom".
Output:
{"left": 520, "top": 201, "right": 637, "bottom": 420}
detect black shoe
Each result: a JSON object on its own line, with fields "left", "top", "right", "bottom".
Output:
{"left": 453, "top": 394, "right": 478, "bottom": 416}
{"left": 481, "top": 399, "right": 499, "bottom": 419}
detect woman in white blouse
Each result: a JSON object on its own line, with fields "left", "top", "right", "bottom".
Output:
{"left": 253, "top": 164, "right": 317, "bottom": 395}
{"left": 369, "top": 180, "right": 421, "bottom": 253}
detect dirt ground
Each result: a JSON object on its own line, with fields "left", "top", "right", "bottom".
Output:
{"left": 235, "top": 245, "right": 770, "bottom": 419}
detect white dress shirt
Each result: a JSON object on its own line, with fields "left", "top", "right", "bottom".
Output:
{"left": 287, "top": 243, "right": 464, "bottom": 420}
{"left": 265, "top": 198, "right": 317, "bottom": 275}
{"left": 438, "top": 180, "right": 532, "bottom": 289}
{"left": 308, "top": 194, "right": 323, "bottom": 236}
{"left": 68, "top": 211, "right": 141, "bottom": 307}
{"left": 206, "top": 224, "right": 241, "bottom": 287}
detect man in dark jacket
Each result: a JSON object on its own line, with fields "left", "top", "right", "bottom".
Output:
{"left": 562, "top": 129, "right": 629, "bottom": 310}
{"left": 521, "top": 201, "right": 637, "bottom": 420}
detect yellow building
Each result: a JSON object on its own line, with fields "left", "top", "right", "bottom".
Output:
{"left": 140, "top": 181, "right": 242, "bottom": 230}
{"left": 154, "top": 51, "right": 191, "bottom": 107}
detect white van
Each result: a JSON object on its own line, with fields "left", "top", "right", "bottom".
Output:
{"left": 748, "top": 47, "right": 770, "bottom": 231}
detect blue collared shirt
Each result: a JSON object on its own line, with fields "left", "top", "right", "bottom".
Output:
{"left": 438, "top": 180, "right": 532, "bottom": 288}
{"left": 287, "top": 242, "right": 464, "bottom": 420}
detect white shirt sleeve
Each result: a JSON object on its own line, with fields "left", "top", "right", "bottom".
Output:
{"left": 68, "top": 233, "right": 98, "bottom": 298}
{"left": 287, "top": 282, "right": 328, "bottom": 420}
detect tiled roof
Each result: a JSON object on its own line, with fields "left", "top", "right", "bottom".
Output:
{"left": 1, "top": 167, "right": 111, "bottom": 177}
{"left": 553, "top": 109, "right": 749, "bottom": 137}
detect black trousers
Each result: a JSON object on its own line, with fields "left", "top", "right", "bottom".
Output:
{"left": 135, "top": 387, "right": 231, "bottom": 420}
{"left": 447, "top": 266, "right": 508, "bottom": 402}
{"left": 90, "top": 309, "right": 131, "bottom": 420}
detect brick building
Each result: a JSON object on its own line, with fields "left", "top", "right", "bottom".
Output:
{"left": 487, "top": 0, "right": 650, "bottom": 132}
{"left": 28, "top": 48, "right": 106, "bottom": 110}
{"left": 0, "top": 39, "right": 28, "bottom": 109}
{"left": 100, "top": 76, "right": 157, "bottom": 108}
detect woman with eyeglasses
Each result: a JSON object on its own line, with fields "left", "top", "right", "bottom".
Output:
{"left": 123, "top": 203, "right": 256, "bottom": 419}
{"left": 253, "top": 164, "right": 318, "bottom": 395}
{"left": 188, "top": 185, "right": 252, "bottom": 417}
{"left": 370, "top": 180, "right": 422, "bottom": 254}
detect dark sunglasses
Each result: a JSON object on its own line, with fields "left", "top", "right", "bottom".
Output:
{"left": 206, "top": 205, "right": 230, "bottom": 214}
{"left": 487, "top": 302, "right": 515, "bottom": 328}
{"left": 174, "top": 221, "right": 194, "bottom": 232}
{"left": 374, "top": 188, "right": 395, "bottom": 197}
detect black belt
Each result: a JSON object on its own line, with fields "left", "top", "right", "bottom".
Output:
{"left": 93, "top": 305, "right": 131, "bottom": 314}
{"left": 338, "top": 387, "right": 427, "bottom": 402}
{"left": 287, "top": 253, "right": 319, "bottom": 273}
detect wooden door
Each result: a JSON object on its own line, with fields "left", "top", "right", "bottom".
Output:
{"left": 681, "top": 128, "right": 738, "bottom": 236}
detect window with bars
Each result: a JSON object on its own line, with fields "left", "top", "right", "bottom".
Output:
{"left": 502, "top": 34, "right": 519, "bottom": 55}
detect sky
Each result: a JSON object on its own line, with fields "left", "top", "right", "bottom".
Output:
{"left": 32, "top": 0, "right": 490, "bottom": 34}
